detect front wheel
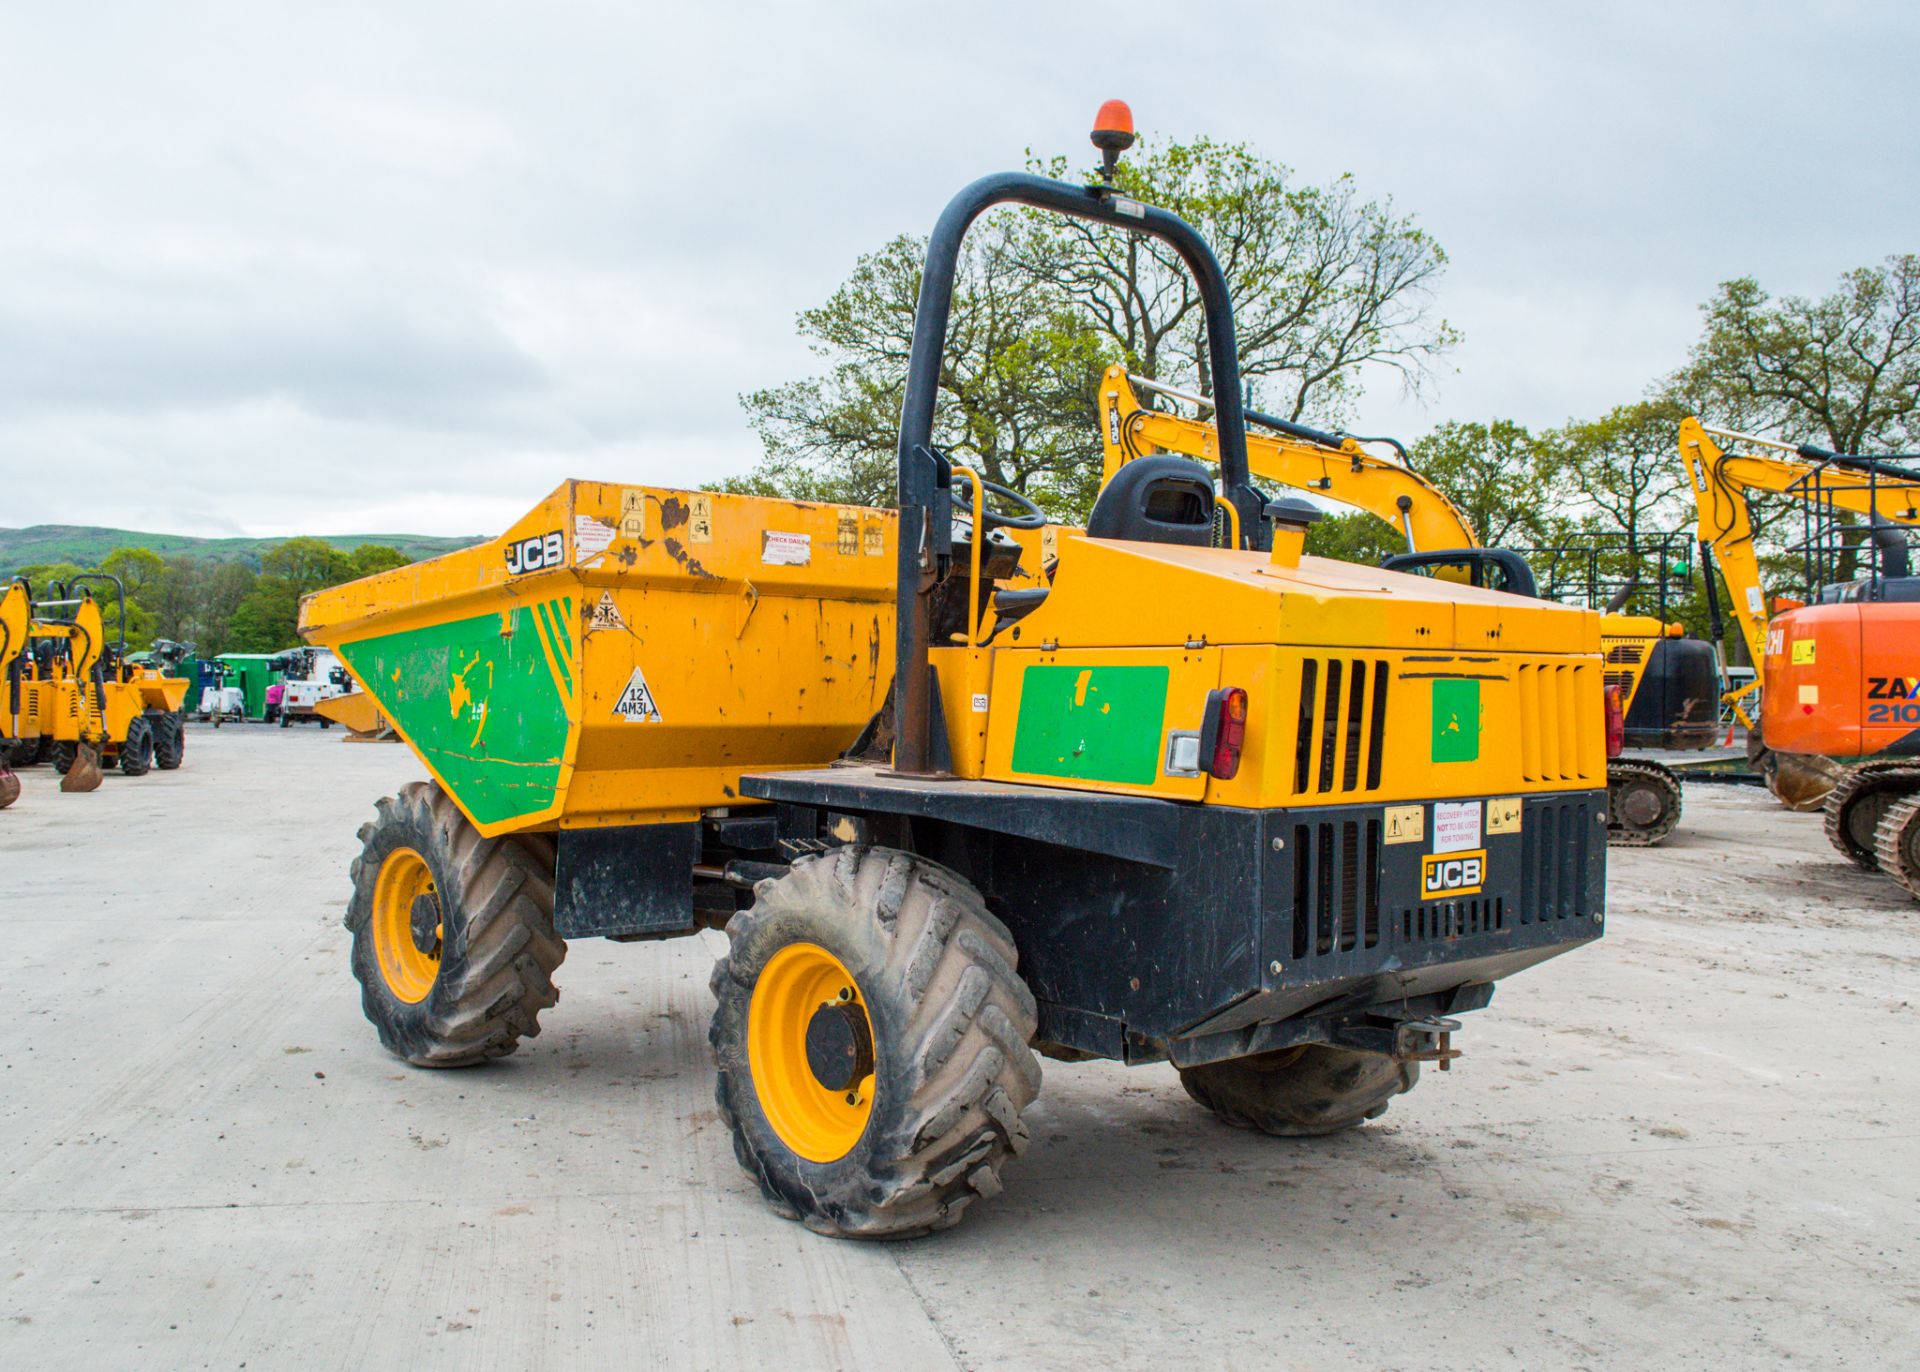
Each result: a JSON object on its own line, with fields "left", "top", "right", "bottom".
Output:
{"left": 346, "top": 781, "right": 566, "bottom": 1066}
{"left": 709, "top": 847, "right": 1042, "bottom": 1238}
{"left": 118, "top": 716, "right": 154, "bottom": 776}
{"left": 1179, "top": 1044, "right": 1418, "bottom": 1136}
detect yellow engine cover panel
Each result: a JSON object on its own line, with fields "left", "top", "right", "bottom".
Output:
{"left": 984, "top": 647, "right": 1220, "bottom": 799}
{"left": 1201, "top": 645, "right": 1605, "bottom": 809}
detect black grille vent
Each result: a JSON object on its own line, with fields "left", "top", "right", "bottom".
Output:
{"left": 1292, "top": 657, "right": 1389, "bottom": 797}
{"left": 1401, "top": 896, "right": 1505, "bottom": 942}
{"left": 1290, "top": 818, "right": 1382, "bottom": 958}
{"left": 1520, "top": 800, "right": 1592, "bottom": 922}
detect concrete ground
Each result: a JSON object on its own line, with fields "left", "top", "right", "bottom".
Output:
{"left": 0, "top": 728, "right": 1914, "bottom": 1370}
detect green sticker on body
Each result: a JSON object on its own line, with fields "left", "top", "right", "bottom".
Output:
{"left": 1010, "top": 664, "right": 1169, "bottom": 785}
{"left": 1430, "top": 678, "right": 1481, "bottom": 763}
{"left": 338, "top": 598, "right": 574, "bottom": 826}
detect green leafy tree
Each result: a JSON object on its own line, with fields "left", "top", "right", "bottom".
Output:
{"left": 1025, "top": 139, "right": 1458, "bottom": 424}
{"left": 192, "top": 562, "right": 259, "bottom": 656}
{"left": 726, "top": 135, "right": 1457, "bottom": 520}
{"left": 1670, "top": 254, "right": 1920, "bottom": 454}
{"left": 99, "top": 547, "right": 164, "bottom": 649}
{"left": 726, "top": 233, "right": 1115, "bottom": 514}
{"left": 348, "top": 544, "right": 412, "bottom": 579}
{"left": 1303, "top": 510, "right": 1402, "bottom": 564}
{"left": 1408, "top": 419, "right": 1557, "bottom": 549}
{"left": 226, "top": 539, "right": 406, "bottom": 652}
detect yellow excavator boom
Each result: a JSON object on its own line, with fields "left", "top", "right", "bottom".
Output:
{"left": 1096, "top": 367, "right": 1478, "bottom": 551}
{"left": 1679, "top": 415, "right": 1920, "bottom": 674}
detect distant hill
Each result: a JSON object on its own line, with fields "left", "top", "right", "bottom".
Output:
{"left": 0, "top": 525, "right": 482, "bottom": 575}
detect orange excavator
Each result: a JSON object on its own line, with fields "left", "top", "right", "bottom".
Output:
{"left": 1679, "top": 417, "right": 1920, "bottom": 888}
{"left": 1098, "top": 367, "right": 1717, "bottom": 843}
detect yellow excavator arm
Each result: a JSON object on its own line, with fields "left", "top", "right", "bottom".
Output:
{"left": 1095, "top": 367, "right": 1478, "bottom": 553}
{"left": 0, "top": 582, "right": 28, "bottom": 737}
{"left": 1678, "top": 416, "right": 1920, "bottom": 673}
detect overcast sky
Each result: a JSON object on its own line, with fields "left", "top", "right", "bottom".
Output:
{"left": 2, "top": 3, "right": 1915, "bottom": 538}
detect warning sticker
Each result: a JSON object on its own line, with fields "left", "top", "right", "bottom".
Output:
{"left": 574, "top": 516, "right": 615, "bottom": 559}
{"left": 613, "top": 665, "right": 662, "bottom": 722}
{"left": 863, "top": 520, "right": 885, "bottom": 557}
{"left": 1745, "top": 585, "right": 1763, "bottom": 615}
{"left": 836, "top": 511, "right": 858, "bottom": 556}
{"left": 1791, "top": 638, "right": 1816, "bottom": 665}
{"left": 619, "top": 489, "right": 647, "bottom": 542}
{"left": 971, "top": 693, "right": 989, "bottom": 714}
{"left": 1487, "top": 797, "right": 1523, "bottom": 835}
{"left": 1433, "top": 800, "right": 1483, "bottom": 854}
{"left": 689, "top": 493, "right": 713, "bottom": 544}
{"left": 1383, "top": 804, "right": 1425, "bottom": 845}
{"left": 762, "top": 531, "right": 811, "bottom": 566}
{"left": 588, "top": 590, "right": 625, "bottom": 632}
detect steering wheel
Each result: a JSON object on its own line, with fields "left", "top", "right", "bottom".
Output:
{"left": 951, "top": 468, "right": 1047, "bottom": 530}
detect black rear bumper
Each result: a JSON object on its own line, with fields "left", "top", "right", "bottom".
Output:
{"left": 741, "top": 768, "right": 1606, "bottom": 1064}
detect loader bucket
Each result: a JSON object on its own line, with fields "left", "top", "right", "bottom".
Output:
{"left": 61, "top": 742, "right": 103, "bottom": 793}
{"left": 0, "top": 767, "right": 17, "bottom": 809}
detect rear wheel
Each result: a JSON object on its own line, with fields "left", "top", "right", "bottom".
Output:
{"left": 49, "top": 741, "right": 76, "bottom": 776}
{"left": 150, "top": 711, "right": 185, "bottom": 770}
{"left": 118, "top": 716, "right": 154, "bottom": 776}
{"left": 346, "top": 781, "right": 566, "bottom": 1066}
{"left": 710, "top": 846, "right": 1042, "bottom": 1238}
{"left": 1179, "top": 1045, "right": 1418, "bottom": 1136}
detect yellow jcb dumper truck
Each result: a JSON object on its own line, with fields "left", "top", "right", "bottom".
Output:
{"left": 1094, "top": 369, "right": 1716, "bottom": 843}
{"left": 301, "top": 105, "right": 1610, "bottom": 1238}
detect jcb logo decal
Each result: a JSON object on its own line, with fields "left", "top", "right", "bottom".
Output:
{"left": 1421, "top": 849, "right": 1485, "bottom": 899}
{"left": 1867, "top": 677, "right": 1920, "bottom": 700}
{"left": 505, "top": 530, "right": 564, "bottom": 576}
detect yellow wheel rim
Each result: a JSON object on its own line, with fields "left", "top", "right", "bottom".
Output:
{"left": 371, "top": 846, "right": 441, "bottom": 1004}
{"left": 747, "top": 943, "right": 876, "bottom": 1163}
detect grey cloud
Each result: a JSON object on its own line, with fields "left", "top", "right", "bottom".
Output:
{"left": 0, "top": 1, "right": 1913, "bottom": 534}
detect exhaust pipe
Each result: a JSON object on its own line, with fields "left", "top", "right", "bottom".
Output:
{"left": 1870, "top": 518, "right": 1911, "bottom": 579}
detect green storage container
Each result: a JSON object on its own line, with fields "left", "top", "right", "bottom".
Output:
{"left": 216, "top": 653, "right": 285, "bottom": 721}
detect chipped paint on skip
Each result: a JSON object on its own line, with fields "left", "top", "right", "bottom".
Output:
{"left": 338, "top": 597, "right": 574, "bottom": 826}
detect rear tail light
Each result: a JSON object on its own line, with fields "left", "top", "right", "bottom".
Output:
{"left": 1200, "top": 687, "right": 1248, "bottom": 779}
{"left": 1603, "top": 684, "right": 1626, "bottom": 759}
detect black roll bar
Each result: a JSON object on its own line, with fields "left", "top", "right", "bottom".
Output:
{"left": 892, "top": 171, "right": 1262, "bottom": 775}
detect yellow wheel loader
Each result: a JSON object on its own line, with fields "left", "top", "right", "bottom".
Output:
{"left": 301, "top": 105, "right": 1610, "bottom": 1238}
{"left": 1093, "top": 369, "right": 1715, "bottom": 844}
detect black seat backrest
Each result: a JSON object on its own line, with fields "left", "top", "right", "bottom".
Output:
{"left": 1086, "top": 455, "right": 1215, "bottom": 547}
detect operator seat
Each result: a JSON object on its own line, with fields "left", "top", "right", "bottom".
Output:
{"left": 987, "top": 455, "right": 1218, "bottom": 639}
{"left": 1085, "top": 455, "right": 1216, "bottom": 547}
